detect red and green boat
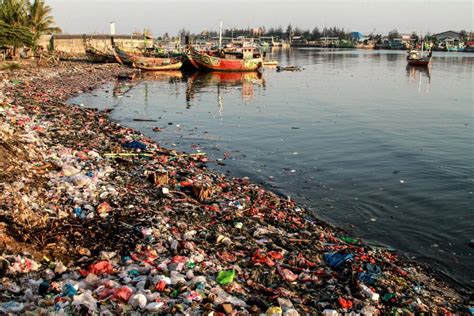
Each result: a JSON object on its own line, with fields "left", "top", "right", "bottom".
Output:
{"left": 187, "top": 47, "right": 263, "bottom": 72}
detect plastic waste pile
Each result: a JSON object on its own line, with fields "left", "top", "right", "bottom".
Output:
{"left": 0, "top": 62, "right": 470, "bottom": 314}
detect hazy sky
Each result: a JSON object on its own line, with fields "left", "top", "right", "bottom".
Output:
{"left": 49, "top": 0, "right": 473, "bottom": 36}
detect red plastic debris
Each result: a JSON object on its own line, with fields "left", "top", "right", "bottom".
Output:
{"left": 267, "top": 251, "right": 284, "bottom": 260}
{"left": 171, "top": 255, "right": 188, "bottom": 264}
{"left": 111, "top": 286, "right": 133, "bottom": 302}
{"left": 252, "top": 249, "right": 275, "bottom": 267}
{"left": 338, "top": 297, "right": 353, "bottom": 309}
{"left": 155, "top": 280, "right": 167, "bottom": 292}
{"left": 277, "top": 265, "right": 299, "bottom": 282}
{"left": 88, "top": 261, "right": 114, "bottom": 276}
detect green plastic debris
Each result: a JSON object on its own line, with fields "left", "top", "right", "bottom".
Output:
{"left": 216, "top": 269, "right": 236, "bottom": 285}
{"left": 340, "top": 236, "right": 359, "bottom": 244}
{"left": 171, "top": 289, "right": 180, "bottom": 298}
{"left": 186, "top": 261, "right": 196, "bottom": 269}
{"left": 383, "top": 293, "right": 396, "bottom": 302}
{"left": 128, "top": 269, "right": 140, "bottom": 277}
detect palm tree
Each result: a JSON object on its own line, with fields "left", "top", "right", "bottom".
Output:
{"left": 27, "top": 0, "right": 61, "bottom": 41}
{"left": 0, "top": 0, "right": 29, "bottom": 26}
{"left": 0, "top": 20, "right": 34, "bottom": 47}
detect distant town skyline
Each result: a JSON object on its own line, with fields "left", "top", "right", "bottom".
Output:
{"left": 49, "top": 0, "right": 473, "bottom": 36}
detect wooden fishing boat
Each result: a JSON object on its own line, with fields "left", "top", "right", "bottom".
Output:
{"left": 85, "top": 46, "right": 116, "bottom": 63}
{"left": 187, "top": 47, "right": 263, "bottom": 72}
{"left": 406, "top": 49, "right": 432, "bottom": 66}
{"left": 113, "top": 46, "right": 141, "bottom": 65}
{"left": 407, "top": 38, "right": 432, "bottom": 66}
{"left": 132, "top": 56, "right": 182, "bottom": 71}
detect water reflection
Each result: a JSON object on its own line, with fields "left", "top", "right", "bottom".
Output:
{"left": 139, "top": 71, "right": 184, "bottom": 82}
{"left": 406, "top": 65, "right": 431, "bottom": 93}
{"left": 185, "top": 72, "right": 265, "bottom": 109}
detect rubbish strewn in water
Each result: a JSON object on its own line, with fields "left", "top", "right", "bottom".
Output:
{"left": 0, "top": 62, "right": 468, "bottom": 314}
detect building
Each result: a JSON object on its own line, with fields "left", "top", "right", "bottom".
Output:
{"left": 46, "top": 34, "right": 149, "bottom": 54}
{"left": 290, "top": 36, "right": 306, "bottom": 44}
{"left": 350, "top": 32, "right": 364, "bottom": 42}
{"left": 432, "top": 31, "right": 461, "bottom": 41}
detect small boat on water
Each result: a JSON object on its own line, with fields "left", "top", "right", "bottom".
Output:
{"left": 132, "top": 56, "right": 182, "bottom": 71}
{"left": 187, "top": 47, "right": 263, "bottom": 72}
{"left": 85, "top": 46, "right": 117, "bottom": 63}
{"left": 263, "top": 60, "right": 279, "bottom": 66}
{"left": 407, "top": 41, "right": 432, "bottom": 66}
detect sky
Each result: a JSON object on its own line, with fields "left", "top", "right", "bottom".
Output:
{"left": 49, "top": 0, "right": 473, "bottom": 36}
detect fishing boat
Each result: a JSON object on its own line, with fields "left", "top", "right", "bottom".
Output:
{"left": 132, "top": 56, "right": 182, "bottom": 71}
{"left": 187, "top": 47, "right": 263, "bottom": 72}
{"left": 85, "top": 46, "right": 117, "bottom": 63}
{"left": 186, "top": 21, "right": 263, "bottom": 72}
{"left": 113, "top": 46, "right": 141, "bottom": 65}
{"left": 407, "top": 40, "right": 432, "bottom": 66}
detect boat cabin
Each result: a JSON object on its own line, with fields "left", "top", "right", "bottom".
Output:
{"left": 217, "top": 47, "right": 261, "bottom": 59}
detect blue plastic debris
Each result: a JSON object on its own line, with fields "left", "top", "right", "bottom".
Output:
{"left": 62, "top": 284, "right": 77, "bottom": 297}
{"left": 323, "top": 252, "right": 353, "bottom": 268}
{"left": 122, "top": 140, "right": 147, "bottom": 150}
{"left": 73, "top": 207, "right": 85, "bottom": 218}
{"left": 358, "top": 263, "right": 382, "bottom": 284}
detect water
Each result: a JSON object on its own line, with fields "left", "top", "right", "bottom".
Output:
{"left": 70, "top": 49, "right": 474, "bottom": 289}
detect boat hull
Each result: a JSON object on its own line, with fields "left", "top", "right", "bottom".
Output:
{"left": 133, "top": 61, "right": 183, "bottom": 71}
{"left": 114, "top": 47, "right": 141, "bottom": 65}
{"left": 85, "top": 47, "right": 116, "bottom": 63}
{"left": 190, "top": 51, "right": 263, "bottom": 72}
{"left": 407, "top": 58, "right": 430, "bottom": 66}
{"left": 263, "top": 60, "right": 279, "bottom": 66}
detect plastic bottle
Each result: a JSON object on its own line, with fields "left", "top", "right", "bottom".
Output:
{"left": 360, "top": 284, "right": 380, "bottom": 301}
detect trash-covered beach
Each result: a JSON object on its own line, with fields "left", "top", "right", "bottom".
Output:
{"left": 0, "top": 62, "right": 471, "bottom": 314}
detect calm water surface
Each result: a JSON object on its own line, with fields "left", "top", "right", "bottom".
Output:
{"left": 71, "top": 49, "right": 474, "bottom": 289}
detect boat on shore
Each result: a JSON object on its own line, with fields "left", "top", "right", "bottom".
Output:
{"left": 113, "top": 46, "right": 141, "bottom": 65}
{"left": 187, "top": 47, "right": 263, "bottom": 72}
{"left": 85, "top": 46, "right": 117, "bottom": 63}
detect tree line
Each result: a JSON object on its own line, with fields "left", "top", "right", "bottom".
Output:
{"left": 182, "top": 25, "right": 352, "bottom": 41}
{"left": 178, "top": 24, "right": 471, "bottom": 43}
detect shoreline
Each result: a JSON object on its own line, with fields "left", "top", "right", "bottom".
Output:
{"left": 0, "top": 61, "right": 470, "bottom": 314}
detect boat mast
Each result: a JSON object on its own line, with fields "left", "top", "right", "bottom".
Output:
{"left": 219, "top": 20, "right": 223, "bottom": 48}
{"left": 421, "top": 33, "right": 423, "bottom": 56}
